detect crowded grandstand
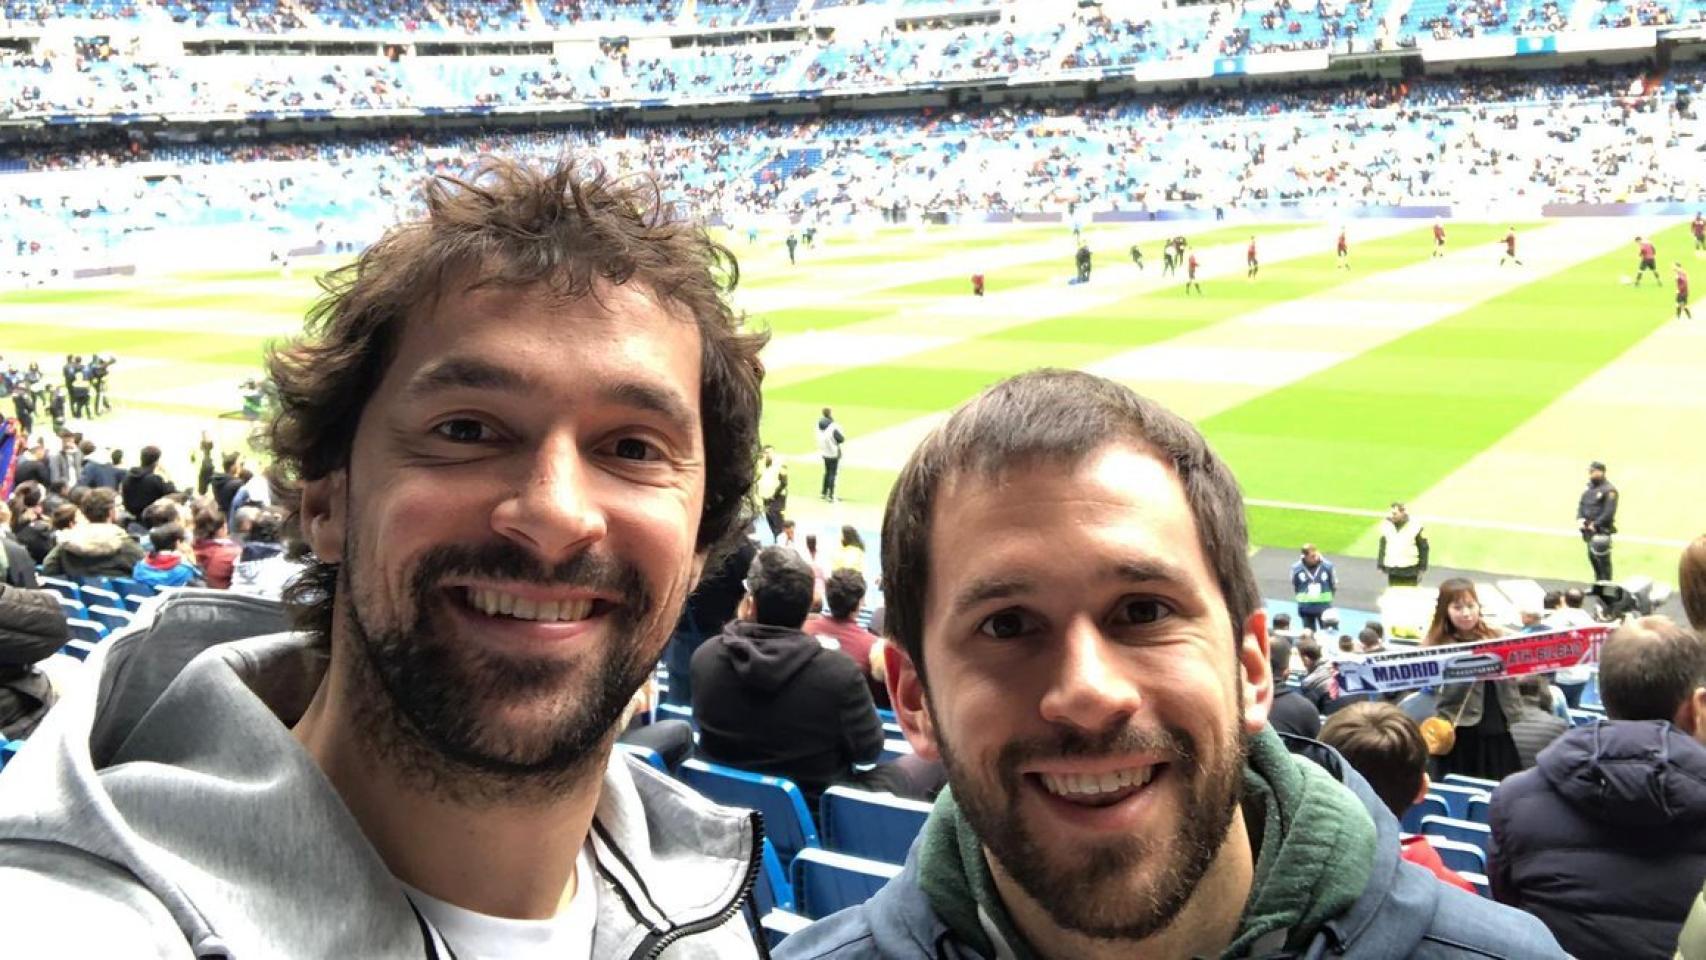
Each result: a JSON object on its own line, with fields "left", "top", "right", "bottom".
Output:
{"left": 2, "top": 0, "right": 1706, "bottom": 956}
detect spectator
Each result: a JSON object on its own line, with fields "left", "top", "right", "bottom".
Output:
{"left": 79, "top": 447, "right": 124, "bottom": 491}
{"left": 0, "top": 583, "right": 70, "bottom": 739}
{"left": 210, "top": 452, "right": 245, "bottom": 517}
{"left": 45, "top": 432, "right": 82, "bottom": 491}
{"left": 803, "top": 568, "right": 885, "bottom": 707}
{"left": 1507, "top": 678, "right": 1568, "bottom": 769}
{"left": 227, "top": 509, "right": 300, "bottom": 598}
{"left": 692, "top": 546, "right": 936, "bottom": 807}
{"left": 11, "top": 440, "right": 48, "bottom": 489}
{"left": 831, "top": 523, "right": 865, "bottom": 574}
{"left": 119, "top": 445, "right": 175, "bottom": 520}
{"left": 779, "top": 369, "right": 1557, "bottom": 959}
{"left": 1681, "top": 533, "right": 1706, "bottom": 632}
{"left": 191, "top": 508, "right": 241, "bottom": 590}
{"left": 1298, "top": 634, "right": 1335, "bottom": 712}
{"left": 0, "top": 502, "right": 39, "bottom": 589}
{"left": 1358, "top": 624, "right": 1385, "bottom": 653}
{"left": 132, "top": 523, "right": 202, "bottom": 590}
{"left": 40, "top": 488, "right": 143, "bottom": 580}
{"left": 1319, "top": 701, "right": 1475, "bottom": 894}
{"left": 1424, "top": 578, "right": 1524, "bottom": 781}
{"left": 1268, "top": 635, "right": 1322, "bottom": 738}
{"left": 660, "top": 533, "right": 756, "bottom": 707}
{"left": 1489, "top": 616, "right": 1706, "bottom": 959}
{"left": 7, "top": 482, "right": 54, "bottom": 564}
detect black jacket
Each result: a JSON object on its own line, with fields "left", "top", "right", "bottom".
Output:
{"left": 1576, "top": 478, "right": 1618, "bottom": 534}
{"left": 1, "top": 538, "right": 38, "bottom": 589}
{"left": 690, "top": 619, "right": 883, "bottom": 807}
{"left": 12, "top": 457, "right": 48, "bottom": 489}
{"left": 0, "top": 584, "right": 70, "bottom": 738}
{"left": 1269, "top": 685, "right": 1322, "bottom": 739}
{"left": 120, "top": 466, "right": 175, "bottom": 520}
{"left": 1490, "top": 720, "right": 1706, "bottom": 959}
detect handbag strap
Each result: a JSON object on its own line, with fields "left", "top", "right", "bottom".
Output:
{"left": 1447, "top": 680, "right": 1479, "bottom": 726}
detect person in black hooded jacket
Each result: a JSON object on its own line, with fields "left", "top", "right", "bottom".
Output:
{"left": 119, "top": 445, "right": 175, "bottom": 521}
{"left": 0, "top": 584, "right": 70, "bottom": 739}
{"left": 1489, "top": 615, "right": 1706, "bottom": 960}
{"left": 691, "top": 545, "right": 941, "bottom": 808}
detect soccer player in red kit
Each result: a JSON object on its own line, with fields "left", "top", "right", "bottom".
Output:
{"left": 971, "top": 273, "right": 985, "bottom": 296}
{"left": 1432, "top": 220, "right": 1446, "bottom": 258}
{"left": 1693, "top": 213, "right": 1705, "bottom": 251}
{"left": 1634, "top": 237, "right": 1659, "bottom": 285}
{"left": 1247, "top": 237, "right": 1259, "bottom": 278}
{"left": 1499, "top": 227, "right": 1522, "bottom": 266}
{"left": 1679, "top": 263, "right": 1694, "bottom": 320}
{"left": 1336, "top": 227, "right": 1349, "bottom": 269}
{"left": 1186, "top": 250, "right": 1203, "bottom": 295}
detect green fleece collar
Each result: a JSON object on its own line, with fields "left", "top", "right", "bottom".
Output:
{"left": 916, "top": 727, "right": 1376, "bottom": 959}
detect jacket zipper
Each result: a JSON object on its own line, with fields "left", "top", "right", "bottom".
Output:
{"left": 627, "top": 810, "right": 767, "bottom": 960}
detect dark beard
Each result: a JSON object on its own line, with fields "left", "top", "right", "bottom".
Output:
{"left": 937, "top": 709, "right": 1249, "bottom": 942}
{"left": 341, "top": 538, "right": 663, "bottom": 806}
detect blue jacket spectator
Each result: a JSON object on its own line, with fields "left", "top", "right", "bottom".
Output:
{"left": 1489, "top": 616, "right": 1706, "bottom": 959}
{"left": 132, "top": 522, "right": 202, "bottom": 590}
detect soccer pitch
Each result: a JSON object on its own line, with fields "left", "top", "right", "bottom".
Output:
{"left": 5, "top": 216, "right": 1703, "bottom": 584}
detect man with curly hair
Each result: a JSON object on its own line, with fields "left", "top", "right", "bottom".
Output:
{"left": 0, "top": 159, "right": 771, "bottom": 959}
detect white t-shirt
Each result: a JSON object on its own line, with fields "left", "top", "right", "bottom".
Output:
{"left": 403, "top": 844, "right": 598, "bottom": 960}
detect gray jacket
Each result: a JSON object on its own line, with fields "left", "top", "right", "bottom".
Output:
{"left": 1435, "top": 676, "right": 1527, "bottom": 730}
{"left": 0, "top": 631, "right": 766, "bottom": 959}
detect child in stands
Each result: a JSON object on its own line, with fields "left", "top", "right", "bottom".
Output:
{"left": 1320, "top": 701, "right": 1477, "bottom": 894}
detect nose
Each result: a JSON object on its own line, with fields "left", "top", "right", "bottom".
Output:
{"left": 1038, "top": 618, "right": 1142, "bottom": 733}
{"left": 490, "top": 435, "right": 608, "bottom": 563}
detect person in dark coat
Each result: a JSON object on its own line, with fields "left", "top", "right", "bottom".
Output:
{"left": 1268, "top": 635, "right": 1322, "bottom": 738}
{"left": 691, "top": 545, "right": 940, "bottom": 808}
{"left": 1489, "top": 616, "right": 1706, "bottom": 959}
{"left": 119, "top": 445, "right": 175, "bottom": 521}
{"left": 0, "top": 584, "right": 70, "bottom": 739}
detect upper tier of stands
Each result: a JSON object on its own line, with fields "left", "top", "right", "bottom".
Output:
{"left": 3, "top": 62, "right": 1700, "bottom": 283}
{"left": 1, "top": 0, "right": 1701, "bottom": 46}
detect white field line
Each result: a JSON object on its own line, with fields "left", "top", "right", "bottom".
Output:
{"left": 1241, "top": 497, "right": 1691, "bottom": 548}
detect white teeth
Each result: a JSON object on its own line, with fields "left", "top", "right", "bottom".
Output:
{"left": 465, "top": 588, "right": 598, "bottom": 623}
{"left": 1039, "top": 766, "right": 1155, "bottom": 799}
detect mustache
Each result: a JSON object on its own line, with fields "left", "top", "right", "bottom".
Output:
{"left": 998, "top": 722, "right": 1196, "bottom": 771}
{"left": 408, "top": 541, "right": 650, "bottom": 612}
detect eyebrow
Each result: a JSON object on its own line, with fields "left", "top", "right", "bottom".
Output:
{"left": 404, "top": 357, "right": 699, "bottom": 439}
{"left": 949, "top": 557, "right": 1195, "bottom": 617}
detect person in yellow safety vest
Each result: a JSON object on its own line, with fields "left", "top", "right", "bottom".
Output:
{"left": 1376, "top": 501, "right": 1430, "bottom": 588}
{"left": 1291, "top": 542, "right": 1337, "bottom": 632}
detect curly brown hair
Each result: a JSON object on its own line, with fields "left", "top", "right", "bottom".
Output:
{"left": 261, "top": 157, "right": 767, "bottom": 642}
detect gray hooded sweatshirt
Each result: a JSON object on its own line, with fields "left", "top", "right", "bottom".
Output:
{"left": 0, "top": 632, "right": 766, "bottom": 959}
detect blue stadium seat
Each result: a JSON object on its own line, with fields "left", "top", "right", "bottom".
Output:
{"left": 1400, "top": 794, "right": 1450, "bottom": 833}
{"left": 677, "top": 759, "right": 819, "bottom": 867}
{"left": 66, "top": 618, "right": 108, "bottom": 645}
{"left": 40, "top": 576, "right": 81, "bottom": 604}
{"left": 86, "top": 604, "right": 133, "bottom": 635}
{"left": 0, "top": 737, "right": 20, "bottom": 771}
{"left": 1428, "top": 783, "right": 1490, "bottom": 820}
{"left": 819, "top": 786, "right": 930, "bottom": 864}
{"left": 61, "top": 639, "right": 99, "bottom": 661}
{"left": 1420, "top": 815, "right": 1492, "bottom": 855}
{"left": 55, "top": 595, "right": 88, "bottom": 621}
{"left": 1466, "top": 796, "right": 1491, "bottom": 825}
{"left": 792, "top": 848, "right": 901, "bottom": 920}
{"left": 875, "top": 708, "right": 897, "bottom": 725}
{"left": 75, "top": 577, "right": 117, "bottom": 599}
{"left": 753, "top": 837, "right": 794, "bottom": 915}
{"left": 1427, "top": 836, "right": 1488, "bottom": 875}
{"left": 1442, "top": 773, "right": 1499, "bottom": 792}
{"left": 657, "top": 702, "right": 696, "bottom": 727}
{"left": 1569, "top": 708, "right": 1605, "bottom": 727}
{"left": 615, "top": 742, "right": 669, "bottom": 772}
{"left": 760, "top": 909, "right": 810, "bottom": 949}
{"left": 81, "top": 585, "right": 123, "bottom": 612}
{"left": 123, "top": 594, "right": 152, "bottom": 614}
{"left": 109, "top": 576, "right": 150, "bottom": 600}
{"left": 881, "top": 721, "right": 903, "bottom": 738}
{"left": 1459, "top": 870, "right": 1491, "bottom": 899}
{"left": 1579, "top": 673, "right": 1602, "bottom": 711}
{"left": 877, "top": 738, "right": 913, "bottom": 765}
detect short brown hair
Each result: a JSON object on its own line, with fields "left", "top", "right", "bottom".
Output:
{"left": 1681, "top": 535, "right": 1706, "bottom": 632}
{"left": 1320, "top": 701, "right": 1428, "bottom": 817}
{"left": 1600, "top": 616, "right": 1706, "bottom": 722}
{"left": 82, "top": 487, "right": 117, "bottom": 524}
{"left": 262, "top": 157, "right": 766, "bottom": 641}
{"left": 880, "top": 369, "right": 1259, "bottom": 679}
